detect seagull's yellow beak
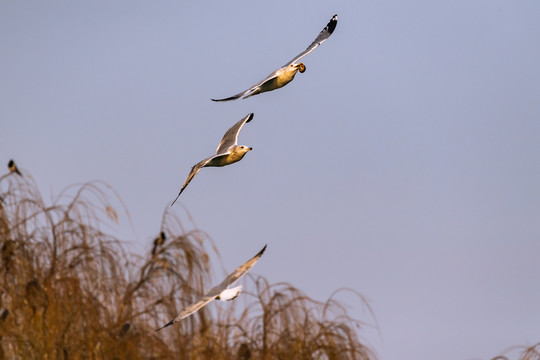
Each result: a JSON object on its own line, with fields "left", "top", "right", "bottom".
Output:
{"left": 297, "top": 63, "right": 306, "bottom": 73}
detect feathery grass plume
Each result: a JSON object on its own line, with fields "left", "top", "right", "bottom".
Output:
{"left": 211, "top": 276, "right": 376, "bottom": 360}
{"left": 491, "top": 343, "right": 540, "bottom": 360}
{"left": 1, "top": 167, "right": 376, "bottom": 359}
{"left": 0, "top": 170, "right": 213, "bottom": 359}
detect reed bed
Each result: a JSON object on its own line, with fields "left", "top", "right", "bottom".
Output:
{"left": 0, "top": 170, "right": 373, "bottom": 359}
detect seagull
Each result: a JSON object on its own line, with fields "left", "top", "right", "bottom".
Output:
{"left": 155, "top": 244, "right": 267, "bottom": 331}
{"left": 211, "top": 14, "right": 338, "bottom": 102}
{"left": 7, "top": 159, "right": 22, "bottom": 176}
{"left": 171, "top": 113, "right": 254, "bottom": 205}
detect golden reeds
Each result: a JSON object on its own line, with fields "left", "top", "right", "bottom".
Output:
{"left": 0, "top": 170, "right": 374, "bottom": 359}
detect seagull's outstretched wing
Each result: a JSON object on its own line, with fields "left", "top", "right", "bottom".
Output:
{"left": 284, "top": 14, "right": 338, "bottom": 67}
{"left": 155, "top": 292, "right": 218, "bottom": 331}
{"left": 211, "top": 76, "right": 273, "bottom": 102}
{"left": 171, "top": 156, "right": 216, "bottom": 206}
{"left": 156, "top": 245, "right": 267, "bottom": 331}
{"left": 216, "top": 113, "right": 254, "bottom": 153}
{"left": 220, "top": 244, "right": 266, "bottom": 288}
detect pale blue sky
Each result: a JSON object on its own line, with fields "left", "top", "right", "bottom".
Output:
{"left": 1, "top": 1, "right": 539, "bottom": 359}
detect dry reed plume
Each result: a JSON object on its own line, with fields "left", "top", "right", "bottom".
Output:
{"left": 491, "top": 343, "right": 540, "bottom": 360}
{"left": 0, "top": 168, "right": 374, "bottom": 359}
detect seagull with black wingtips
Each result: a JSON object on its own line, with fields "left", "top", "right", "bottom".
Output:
{"left": 155, "top": 244, "right": 267, "bottom": 331}
{"left": 171, "top": 113, "right": 254, "bottom": 205}
{"left": 212, "top": 14, "right": 338, "bottom": 101}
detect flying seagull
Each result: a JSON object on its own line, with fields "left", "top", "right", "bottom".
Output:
{"left": 7, "top": 159, "right": 22, "bottom": 176}
{"left": 155, "top": 244, "right": 267, "bottom": 331}
{"left": 212, "top": 14, "right": 338, "bottom": 101}
{"left": 171, "top": 113, "right": 254, "bottom": 205}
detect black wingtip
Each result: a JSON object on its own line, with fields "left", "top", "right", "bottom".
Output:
{"left": 211, "top": 97, "right": 236, "bottom": 102}
{"left": 155, "top": 319, "right": 175, "bottom": 332}
{"left": 246, "top": 113, "right": 254, "bottom": 123}
{"left": 8, "top": 160, "right": 14, "bottom": 168}
{"left": 327, "top": 14, "right": 338, "bottom": 34}
{"left": 171, "top": 191, "right": 182, "bottom": 207}
{"left": 257, "top": 244, "right": 267, "bottom": 257}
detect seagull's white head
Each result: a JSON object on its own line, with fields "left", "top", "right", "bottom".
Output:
{"left": 228, "top": 145, "right": 252, "bottom": 163}
{"left": 238, "top": 145, "right": 252, "bottom": 152}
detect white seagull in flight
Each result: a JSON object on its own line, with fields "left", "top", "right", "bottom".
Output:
{"left": 155, "top": 244, "right": 267, "bottom": 331}
{"left": 212, "top": 14, "right": 338, "bottom": 101}
{"left": 171, "top": 113, "right": 254, "bottom": 205}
